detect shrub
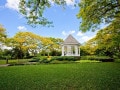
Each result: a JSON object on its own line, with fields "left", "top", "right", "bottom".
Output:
{"left": 114, "top": 59, "right": 120, "bottom": 63}
{"left": 80, "top": 56, "right": 114, "bottom": 62}
{"left": 40, "top": 56, "right": 47, "bottom": 61}
{"left": 29, "top": 57, "right": 40, "bottom": 62}
{"left": 50, "top": 60, "right": 75, "bottom": 64}
{"left": 51, "top": 56, "right": 80, "bottom": 61}
{"left": 39, "top": 56, "right": 51, "bottom": 63}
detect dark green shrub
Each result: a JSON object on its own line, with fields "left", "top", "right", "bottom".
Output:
{"left": 64, "top": 56, "right": 74, "bottom": 61}
{"left": 29, "top": 57, "right": 40, "bottom": 62}
{"left": 40, "top": 59, "right": 50, "bottom": 63}
{"left": 40, "top": 56, "right": 47, "bottom": 61}
{"left": 50, "top": 56, "right": 80, "bottom": 61}
{"left": 39, "top": 56, "right": 51, "bottom": 63}
{"left": 56, "top": 56, "right": 64, "bottom": 61}
{"left": 50, "top": 56, "right": 62, "bottom": 61}
{"left": 80, "top": 56, "right": 114, "bottom": 62}
{"left": 50, "top": 60, "right": 75, "bottom": 64}
{"left": 114, "top": 59, "right": 120, "bottom": 63}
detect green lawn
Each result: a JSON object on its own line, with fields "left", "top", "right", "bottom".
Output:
{"left": 0, "top": 63, "right": 120, "bottom": 90}
{"left": 0, "top": 59, "right": 30, "bottom": 65}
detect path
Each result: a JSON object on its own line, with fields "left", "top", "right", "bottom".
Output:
{"left": 0, "top": 64, "right": 10, "bottom": 67}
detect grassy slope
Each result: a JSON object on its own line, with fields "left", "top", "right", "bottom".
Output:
{"left": 0, "top": 63, "right": 120, "bottom": 90}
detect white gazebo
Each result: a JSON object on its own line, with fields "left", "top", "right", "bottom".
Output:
{"left": 61, "top": 34, "right": 80, "bottom": 56}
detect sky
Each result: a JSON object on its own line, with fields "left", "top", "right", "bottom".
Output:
{"left": 0, "top": 0, "right": 98, "bottom": 44}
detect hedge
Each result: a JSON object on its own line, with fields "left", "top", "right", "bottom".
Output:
{"left": 80, "top": 56, "right": 114, "bottom": 62}
{"left": 51, "top": 56, "right": 80, "bottom": 61}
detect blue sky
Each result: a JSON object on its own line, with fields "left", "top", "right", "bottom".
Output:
{"left": 0, "top": 0, "right": 98, "bottom": 44}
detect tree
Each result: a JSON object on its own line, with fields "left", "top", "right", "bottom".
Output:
{"left": 0, "top": 24, "right": 8, "bottom": 59}
{"left": 80, "top": 38, "right": 98, "bottom": 55}
{"left": 48, "top": 37, "right": 63, "bottom": 56}
{"left": 19, "top": 0, "right": 67, "bottom": 26}
{"left": 10, "top": 31, "right": 55, "bottom": 58}
{"left": 77, "top": 0, "right": 120, "bottom": 32}
{"left": 88, "top": 19, "right": 120, "bottom": 58}
{"left": 10, "top": 32, "right": 43, "bottom": 58}
{"left": 0, "top": 24, "right": 7, "bottom": 42}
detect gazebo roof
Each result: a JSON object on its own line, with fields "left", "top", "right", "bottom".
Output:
{"left": 63, "top": 34, "right": 80, "bottom": 45}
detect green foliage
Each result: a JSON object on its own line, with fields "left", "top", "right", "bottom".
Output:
{"left": 50, "top": 50, "right": 61, "bottom": 56}
{"left": 81, "top": 19, "right": 120, "bottom": 58}
{"left": 77, "top": 0, "right": 120, "bottom": 32}
{"left": 78, "top": 60, "right": 100, "bottom": 63}
{"left": 11, "top": 47, "right": 24, "bottom": 59}
{"left": 29, "top": 56, "right": 50, "bottom": 63}
{"left": 29, "top": 57, "right": 40, "bottom": 62}
{"left": 93, "top": 20, "right": 120, "bottom": 58}
{"left": 80, "top": 56, "right": 114, "bottom": 62}
{"left": 19, "top": 0, "right": 67, "bottom": 26}
{"left": 10, "top": 31, "right": 62, "bottom": 58}
{"left": 51, "top": 56, "right": 80, "bottom": 61}
{"left": 0, "top": 24, "right": 7, "bottom": 43}
{"left": 0, "top": 49, "right": 12, "bottom": 60}
{"left": 50, "top": 60, "right": 75, "bottom": 64}
{"left": 114, "top": 59, "right": 120, "bottom": 63}
{"left": 0, "top": 63, "right": 120, "bottom": 89}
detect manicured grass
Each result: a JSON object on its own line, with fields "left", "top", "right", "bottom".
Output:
{"left": 0, "top": 59, "right": 30, "bottom": 65}
{"left": 76, "top": 60, "right": 101, "bottom": 63}
{"left": 0, "top": 60, "right": 6, "bottom": 64}
{"left": 0, "top": 63, "right": 120, "bottom": 90}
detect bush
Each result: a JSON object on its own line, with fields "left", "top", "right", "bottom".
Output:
{"left": 29, "top": 56, "right": 52, "bottom": 63}
{"left": 80, "top": 56, "right": 114, "bottom": 62}
{"left": 50, "top": 60, "right": 75, "bottom": 64}
{"left": 51, "top": 56, "right": 80, "bottom": 61}
{"left": 29, "top": 57, "right": 40, "bottom": 62}
{"left": 39, "top": 56, "right": 51, "bottom": 63}
{"left": 114, "top": 59, "right": 120, "bottom": 63}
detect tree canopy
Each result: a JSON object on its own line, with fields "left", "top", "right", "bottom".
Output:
{"left": 82, "top": 18, "right": 120, "bottom": 58}
{"left": 0, "top": 24, "right": 7, "bottom": 43}
{"left": 19, "top": 0, "right": 67, "bottom": 26}
{"left": 19, "top": 0, "right": 120, "bottom": 32}
{"left": 77, "top": 0, "right": 120, "bottom": 32}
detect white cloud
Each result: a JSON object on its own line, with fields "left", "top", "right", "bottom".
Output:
{"left": 77, "top": 31, "right": 84, "bottom": 36}
{"left": 81, "top": 36, "right": 91, "bottom": 42}
{"left": 48, "top": 0, "right": 55, "bottom": 5}
{"left": 48, "top": 0, "right": 75, "bottom": 6}
{"left": 65, "top": 0, "right": 75, "bottom": 6}
{"left": 62, "top": 30, "right": 75, "bottom": 36}
{"left": 69, "top": 30, "right": 75, "bottom": 34}
{"left": 5, "top": 0, "right": 20, "bottom": 11}
{"left": 62, "top": 30, "right": 96, "bottom": 43}
{"left": 62, "top": 31, "right": 67, "bottom": 36}
{"left": 80, "top": 35, "right": 95, "bottom": 43}
{"left": 17, "top": 26, "right": 27, "bottom": 31}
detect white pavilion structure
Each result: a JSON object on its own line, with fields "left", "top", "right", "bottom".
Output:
{"left": 61, "top": 34, "right": 80, "bottom": 56}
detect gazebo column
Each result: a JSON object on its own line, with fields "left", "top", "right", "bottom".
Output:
{"left": 78, "top": 47, "right": 80, "bottom": 56}
{"left": 66, "top": 45, "right": 71, "bottom": 56}
{"left": 62, "top": 46, "right": 64, "bottom": 56}
{"left": 75, "top": 45, "right": 78, "bottom": 56}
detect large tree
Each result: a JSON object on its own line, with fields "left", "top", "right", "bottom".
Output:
{"left": 0, "top": 24, "right": 7, "bottom": 51}
{"left": 10, "top": 31, "right": 56, "bottom": 58}
{"left": 94, "top": 18, "right": 120, "bottom": 57}
{"left": 12, "top": 32, "right": 51, "bottom": 56}
{"left": 48, "top": 37, "right": 63, "bottom": 56}
{"left": 77, "top": 0, "right": 120, "bottom": 32}
{"left": 19, "top": 0, "right": 68, "bottom": 26}
{"left": 0, "top": 24, "right": 7, "bottom": 43}
{"left": 19, "top": 0, "right": 120, "bottom": 32}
